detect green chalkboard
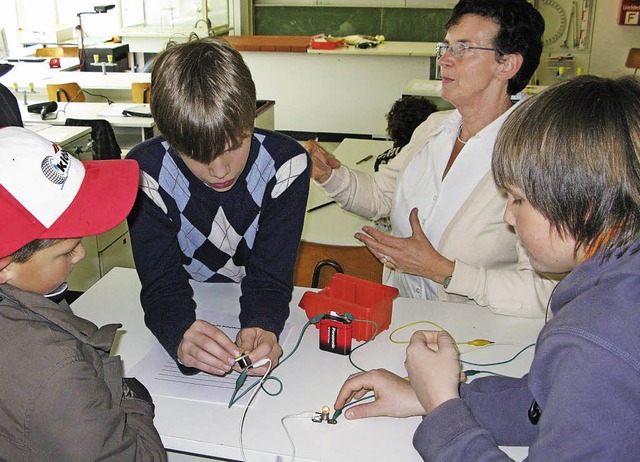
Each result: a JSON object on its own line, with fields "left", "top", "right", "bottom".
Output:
{"left": 381, "top": 8, "right": 451, "bottom": 41}
{"left": 255, "top": 7, "right": 381, "bottom": 37}
{"left": 254, "top": 6, "right": 452, "bottom": 42}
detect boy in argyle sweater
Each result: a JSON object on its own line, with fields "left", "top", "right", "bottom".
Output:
{"left": 127, "top": 37, "right": 310, "bottom": 376}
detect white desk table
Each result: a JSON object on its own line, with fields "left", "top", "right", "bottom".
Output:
{"left": 19, "top": 102, "right": 155, "bottom": 144}
{"left": 0, "top": 65, "right": 147, "bottom": 93}
{"left": 401, "top": 79, "right": 454, "bottom": 111}
{"left": 402, "top": 79, "right": 549, "bottom": 111}
{"left": 41, "top": 71, "right": 150, "bottom": 92}
{"left": 302, "top": 138, "right": 392, "bottom": 246}
{"left": 24, "top": 123, "right": 91, "bottom": 154}
{"left": 72, "top": 268, "right": 540, "bottom": 461}
{"left": 26, "top": 70, "right": 148, "bottom": 105}
{"left": 0, "top": 58, "right": 80, "bottom": 90}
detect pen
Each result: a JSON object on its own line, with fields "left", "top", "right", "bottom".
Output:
{"left": 355, "top": 154, "right": 373, "bottom": 164}
{"left": 307, "top": 200, "right": 336, "bottom": 213}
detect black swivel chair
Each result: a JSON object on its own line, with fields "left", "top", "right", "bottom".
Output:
{"left": 65, "top": 118, "right": 122, "bottom": 160}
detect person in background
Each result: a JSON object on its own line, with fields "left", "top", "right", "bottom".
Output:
{"left": 374, "top": 95, "right": 438, "bottom": 172}
{"left": 306, "top": 0, "right": 557, "bottom": 318}
{"left": 126, "top": 37, "right": 310, "bottom": 376}
{"left": 0, "top": 127, "right": 166, "bottom": 461}
{"left": 372, "top": 96, "right": 439, "bottom": 234}
{"left": 334, "top": 75, "right": 640, "bottom": 460}
{"left": 0, "top": 64, "right": 23, "bottom": 127}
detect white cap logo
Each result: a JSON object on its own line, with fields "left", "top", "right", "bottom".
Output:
{"left": 41, "top": 144, "right": 71, "bottom": 186}
{"left": 0, "top": 128, "right": 85, "bottom": 227}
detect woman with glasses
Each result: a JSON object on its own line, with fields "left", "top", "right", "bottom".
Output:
{"left": 306, "top": 0, "right": 555, "bottom": 318}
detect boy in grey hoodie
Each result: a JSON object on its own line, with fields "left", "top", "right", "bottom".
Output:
{"left": 0, "top": 127, "right": 166, "bottom": 461}
{"left": 334, "top": 76, "right": 640, "bottom": 461}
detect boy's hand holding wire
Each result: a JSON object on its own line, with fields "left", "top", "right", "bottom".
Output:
{"left": 405, "top": 330, "right": 461, "bottom": 414}
{"left": 333, "top": 369, "right": 426, "bottom": 420}
{"left": 235, "top": 327, "right": 283, "bottom": 375}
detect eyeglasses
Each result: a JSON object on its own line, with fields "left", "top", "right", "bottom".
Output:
{"left": 435, "top": 42, "right": 502, "bottom": 60}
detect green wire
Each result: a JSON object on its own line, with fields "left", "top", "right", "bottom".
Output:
{"left": 460, "top": 343, "right": 535, "bottom": 367}
{"left": 348, "top": 319, "right": 379, "bottom": 372}
{"left": 464, "top": 369, "right": 508, "bottom": 377}
{"left": 331, "top": 394, "right": 375, "bottom": 421}
{"left": 228, "top": 316, "right": 323, "bottom": 407}
{"left": 228, "top": 314, "right": 379, "bottom": 407}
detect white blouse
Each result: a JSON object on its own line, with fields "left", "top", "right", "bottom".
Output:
{"left": 389, "top": 107, "right": 515, "bottom": 299}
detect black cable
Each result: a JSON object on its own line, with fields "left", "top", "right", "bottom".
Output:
{"left": 82, "top": 89, "right": 115, "bottom": 104}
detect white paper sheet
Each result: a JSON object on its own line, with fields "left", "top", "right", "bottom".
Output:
{"left": 128, "top": 311, "right": 291, "bottom": 407}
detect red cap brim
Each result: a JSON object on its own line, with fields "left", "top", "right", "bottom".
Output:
{"left": 42, "top": 159, "right": 139, "bottom": 239}
{"left": 0, "top": 159, "right": 139, "bottom": 257}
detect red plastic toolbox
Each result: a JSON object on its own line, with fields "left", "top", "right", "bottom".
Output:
{"left": 299, "top": 274, "right": 399, "bottom": 341}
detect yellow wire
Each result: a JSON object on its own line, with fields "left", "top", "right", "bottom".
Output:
{"left": 388, "top": 320, "right": 492, "bottom": 347}
{"left": 389, "top": 320, "right": 449, "bottom": 343}
{"left": 461, "top": 339, "right": 494, "bottom": 347}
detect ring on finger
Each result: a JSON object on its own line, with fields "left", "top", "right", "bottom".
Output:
{"left": 381, "top": 255, "right": 389, "bottom": 264}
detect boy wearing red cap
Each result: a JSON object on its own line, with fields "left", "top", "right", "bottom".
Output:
{"left": 0, "top": 127, "right": 166, "bottom": 461}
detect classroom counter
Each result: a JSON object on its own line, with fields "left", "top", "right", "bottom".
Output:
{"left": 123, "top": 32, "right": 437, "bottom": 58}
{"left": 307, "top": 41, "right": 438, "bottom": 57}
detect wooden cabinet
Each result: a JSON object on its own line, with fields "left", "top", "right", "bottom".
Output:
{"left": 67, "top": 220, "right": 135, "bottom": 292}
{"left": 255, "top": 100, "right": 275, "bottom": 130}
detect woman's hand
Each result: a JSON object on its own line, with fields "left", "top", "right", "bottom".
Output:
{"left": 334, "top": 369, "right": 426, "bottom": 419}
{"left": 355, "top": 208, "right": 455, "bottom": 284}
{"left": 304, "top": 140, "right": 342, "bottom": 183}
{"left": 405, "top": 330, "right": 461, "bottom": 414}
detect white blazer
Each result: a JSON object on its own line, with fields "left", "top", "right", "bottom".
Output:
{"left": 319, "top": 108, "right": 558, "bottom": 318}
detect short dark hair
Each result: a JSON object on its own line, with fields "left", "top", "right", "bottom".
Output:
{"left": 445, "top": 0, "right": 544, "bottom": 95}
{"left": 492, "top": 75, "right": 640, "bottom": 258}
{"left": 10, "top": 239, "right": 64, "bottom": 263}
{"left": 386, "top": 96, "right": 438, "bottom": 148}
{"left": 150, "top": 36, "right": 256, "bottom": 163}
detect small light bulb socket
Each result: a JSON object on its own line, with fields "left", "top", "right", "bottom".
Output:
{"left": 234, "top": 354, "right": 252, "bottom": 370}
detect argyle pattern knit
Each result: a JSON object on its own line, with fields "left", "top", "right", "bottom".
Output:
{"left": 126, "top": 129, "right": 310, "bottom": 365}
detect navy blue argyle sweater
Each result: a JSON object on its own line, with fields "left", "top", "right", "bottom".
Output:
{"left": 126, "top": 128, "right": 310, "bottom": 364}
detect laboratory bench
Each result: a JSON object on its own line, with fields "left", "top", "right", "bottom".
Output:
{"left": 23, "top": 124, "right": 92, "bottom": 158}
{"left": 71, "top": 267, "right": 538, "bottom": 462}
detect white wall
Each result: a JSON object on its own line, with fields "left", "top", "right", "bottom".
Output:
{"left": 589, "top": 1, "right": 640, "bottom": 77}
{"left": 0, "top": 0, "right": 20, "bottom": 55}
{"left": 241, "top": 51, "right": 430, "bottom": 135}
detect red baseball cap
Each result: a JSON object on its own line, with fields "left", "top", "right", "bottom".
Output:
{"left": 0, "top": 126, "right": 139, "bottom": 258}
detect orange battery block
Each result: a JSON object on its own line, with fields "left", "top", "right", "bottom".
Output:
{"left": 299, "top": 273, "right": 399, "bottom": 341}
